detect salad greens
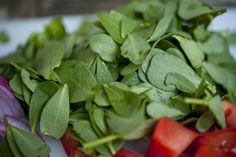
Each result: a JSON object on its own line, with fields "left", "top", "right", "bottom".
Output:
{"left": 1, "top": 0, "right": 236, "bottom": 156}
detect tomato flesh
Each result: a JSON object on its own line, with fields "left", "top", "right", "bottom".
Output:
{"left": 194, "top": 128, "right": 236, "bottom": 157}
{"left": 60, "top": 131, "right": 90, "bottom": 157}
{"left": 145, "top": 117, "right": 198, "bottom": 157}
{"left": 114, "top": 147, "right": 144, "bottom": 157}
{"left": 222, "top": 101, "right": 236, "bottom": 128}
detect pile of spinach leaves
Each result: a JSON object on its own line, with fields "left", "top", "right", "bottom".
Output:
{"left": 1, "top": 0, "right": 236, "bottom": 156}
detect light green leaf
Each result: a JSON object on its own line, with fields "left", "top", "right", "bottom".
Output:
{"left": 89, "top": 34, "right": 119, "bottom": 63}
{"left": 10, "top": 126, "right": 50, "bottom": 157}
{"left": 149, "top": 15, "right": 173, "bottom": 42}
{"left": 40, "top": 84, "right": 70, "bottom": 139}
{"left": 35, "top": 41, "right": 64, "bottom": 80}
{"left": 196, "top": 111, "right": 215, "bottom": 133}
{"left": 98, "top": 13, "right": 123, "bottom": 44}
{"left": 147, "top": 53, "right": 201, "bottom": 91}
{"left": 96, "top": 58, "right": 114, "bottom": 84}
{"left": 173, "top": 35, "right": 204, "bottom": 68}
{"left": 29, "top": 81, "right": 59, "bottom": 132}
{"left": 55, "top": 61, "right": 97, "bottom": 102}
{"left": 121, "top": 33, "right": 151, "bottom": 65}
{"left": 147, "top": 101, "right": 187, "bottom": 119}
{"left": 208, "top": 95, "right": 226, "bottom": 128}
{"left": 104, "top": 82, "right": 141, "bottom": 117}
{"left": 21, "top": 69, "right": 38, "bottom": 92}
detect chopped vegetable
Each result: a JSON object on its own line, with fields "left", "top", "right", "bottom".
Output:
{"left": 194, "top": 128, "right": 236, "bottom": 157}
{"left": 0, "top": 0, "right": 236, "bottom": 156}
{"left": 222, "top": 101, "right": 236, "bottom": 128}
{"left": 146, "top": 117, "right": 198, "bottom": 157}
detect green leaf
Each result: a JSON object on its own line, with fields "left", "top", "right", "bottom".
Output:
{"left": 73, "top": 120, "right": 111, "bottom": 156}
{"left": 35, "top": 41, "right": 65, "bottom": 80}
{"left": 93, "top": 108, "right": 108, "bottom": 135}
{"left": 94, "top": 87, "right": 110, "bottom": 107}
{"left": 98, "top": 12, "right": 123, "bottom": 44}
{"left": 40, "top": 84, "right": 70, "bottom": 139}
{"left": 178, "top": 0, "right": 223, "bottom": 20}
{"left": 22, "top": 84, "right": 32, "bottom": 105}
{"left": 10, "top": 126, "right": 50, "bottom": 157}
{"left": 165, "top": 73, "right": 197, "bottom": 94}
{"left": 149, "top": 15, "right": 173, "bottom": 42}
{"left": 0, "top": 136, "right": 14, "bottom": 157}
{"left": 147, "top": 101, "right": 188, "bottom": 119}
{"left": 55, "top": 61, "right": 97, "bottom": 102}
{"left": 203, "top": 62, "right": 236, "bottom": 92}
{"left": 45, "top": 17, "right": 66, "bottom": 39}
{"left": 106, "top": 106, "right": 146, "bottom": 140}
{"left": 9, "top": 74, "right": 24, "bottom": 96}
{"left": 21, "top": 69, "right": 39, "bottom": 92}
{"left": 0, "top": 30, "right": 10, "bottom": 44}
{"left": 173, "top": 35, "right": 204, "bottom": 68}
{"left": 121, "top": 33, "right": 151, "bottom": 65}
{"left": 121, "top": 17, "right": 137, "bottom": 38}
{"left": 104, "top": 82, "right": 141, "bottom": 117}
{"left": 89, "top": 34, "right": 119, "bottom": 63}
{"left": 95, "top": 58, "right": 114, "bottom": 84}
{"left": 208, "top": 95, "right": 226, "bottom": 128}
{"left": 29, "top": 81, "right": 59, "bottom": 132}
{"left": 196, "top": 111, "right": 215, "bottom": 133}
{"left": 147, "top": 53, "right": 201, "bottom": 92}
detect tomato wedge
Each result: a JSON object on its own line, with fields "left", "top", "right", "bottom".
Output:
{"left": 114, "top": 147, "right": 144, "bottom": 157}
{"left": 145, "top": 117, "right": 198, "bottom": 157}
{"left": 194, "top": 128, "right": 236, "bottom": 157}
{"left": 222, "top": 101, "right": 236, "bottom": 128}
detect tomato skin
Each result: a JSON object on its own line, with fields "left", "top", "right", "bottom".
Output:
{"left": 114, "top": 147, "right": 144, "bottom": 157}
{"left": 194, "top": 128, "right": 236, "bottom": 157}
{"left": 60, "top": 131, "right": 90, "bottom": 157}
{"left": 145, "top": 117, "right": 198, "bottom": 157}
{"left": 222, "top": 101, "right": 236, "bottom": 128}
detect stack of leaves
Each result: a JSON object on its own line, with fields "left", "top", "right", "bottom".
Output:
{"left": 0, "top": 0, "right": 236, "bottom": 156}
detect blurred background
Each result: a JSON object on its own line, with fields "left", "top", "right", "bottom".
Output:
{"left": 0, "top": 0, "right": 236, "bottom": 20}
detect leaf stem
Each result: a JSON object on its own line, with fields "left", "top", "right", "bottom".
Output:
{"left": 184, "top": 98, "right": 209, "bottom": 105}
{"left": 83, "top": 134, "right": 119, "bottom": 149}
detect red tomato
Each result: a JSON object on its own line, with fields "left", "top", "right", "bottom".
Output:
{"left": 222, "top": 101, "right": 236, "bottom": 128}
{"left": 60, "top": 131, "right": 90, "bottom": 157}
{"left": 145, "top": 117, "right": 198, "bottom": 157}
{"left": 194, "top": 128, "right": 236, "bottom": 157}
{"left": 114, "top": 147, "right": 144, "bottom": 157}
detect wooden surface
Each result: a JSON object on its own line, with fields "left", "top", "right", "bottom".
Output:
{"left": 0, "top": 0, "right": 236, "bottom": 19}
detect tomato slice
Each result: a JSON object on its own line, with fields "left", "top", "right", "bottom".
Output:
{"left": 145, "top": 117, "right": 198, "bottom": 157}
{"left": 114, "top": 147, "right": 144, "bottom": 157}
{"left": 194, "top": 128, "right": 236, "bottom": 157}
{"left": 222, "top": 101, "right": 236, "bottom": 128}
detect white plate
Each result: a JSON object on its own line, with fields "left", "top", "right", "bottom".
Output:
{"left": 0, "top": 8, "right": 236, "bottom": 157}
